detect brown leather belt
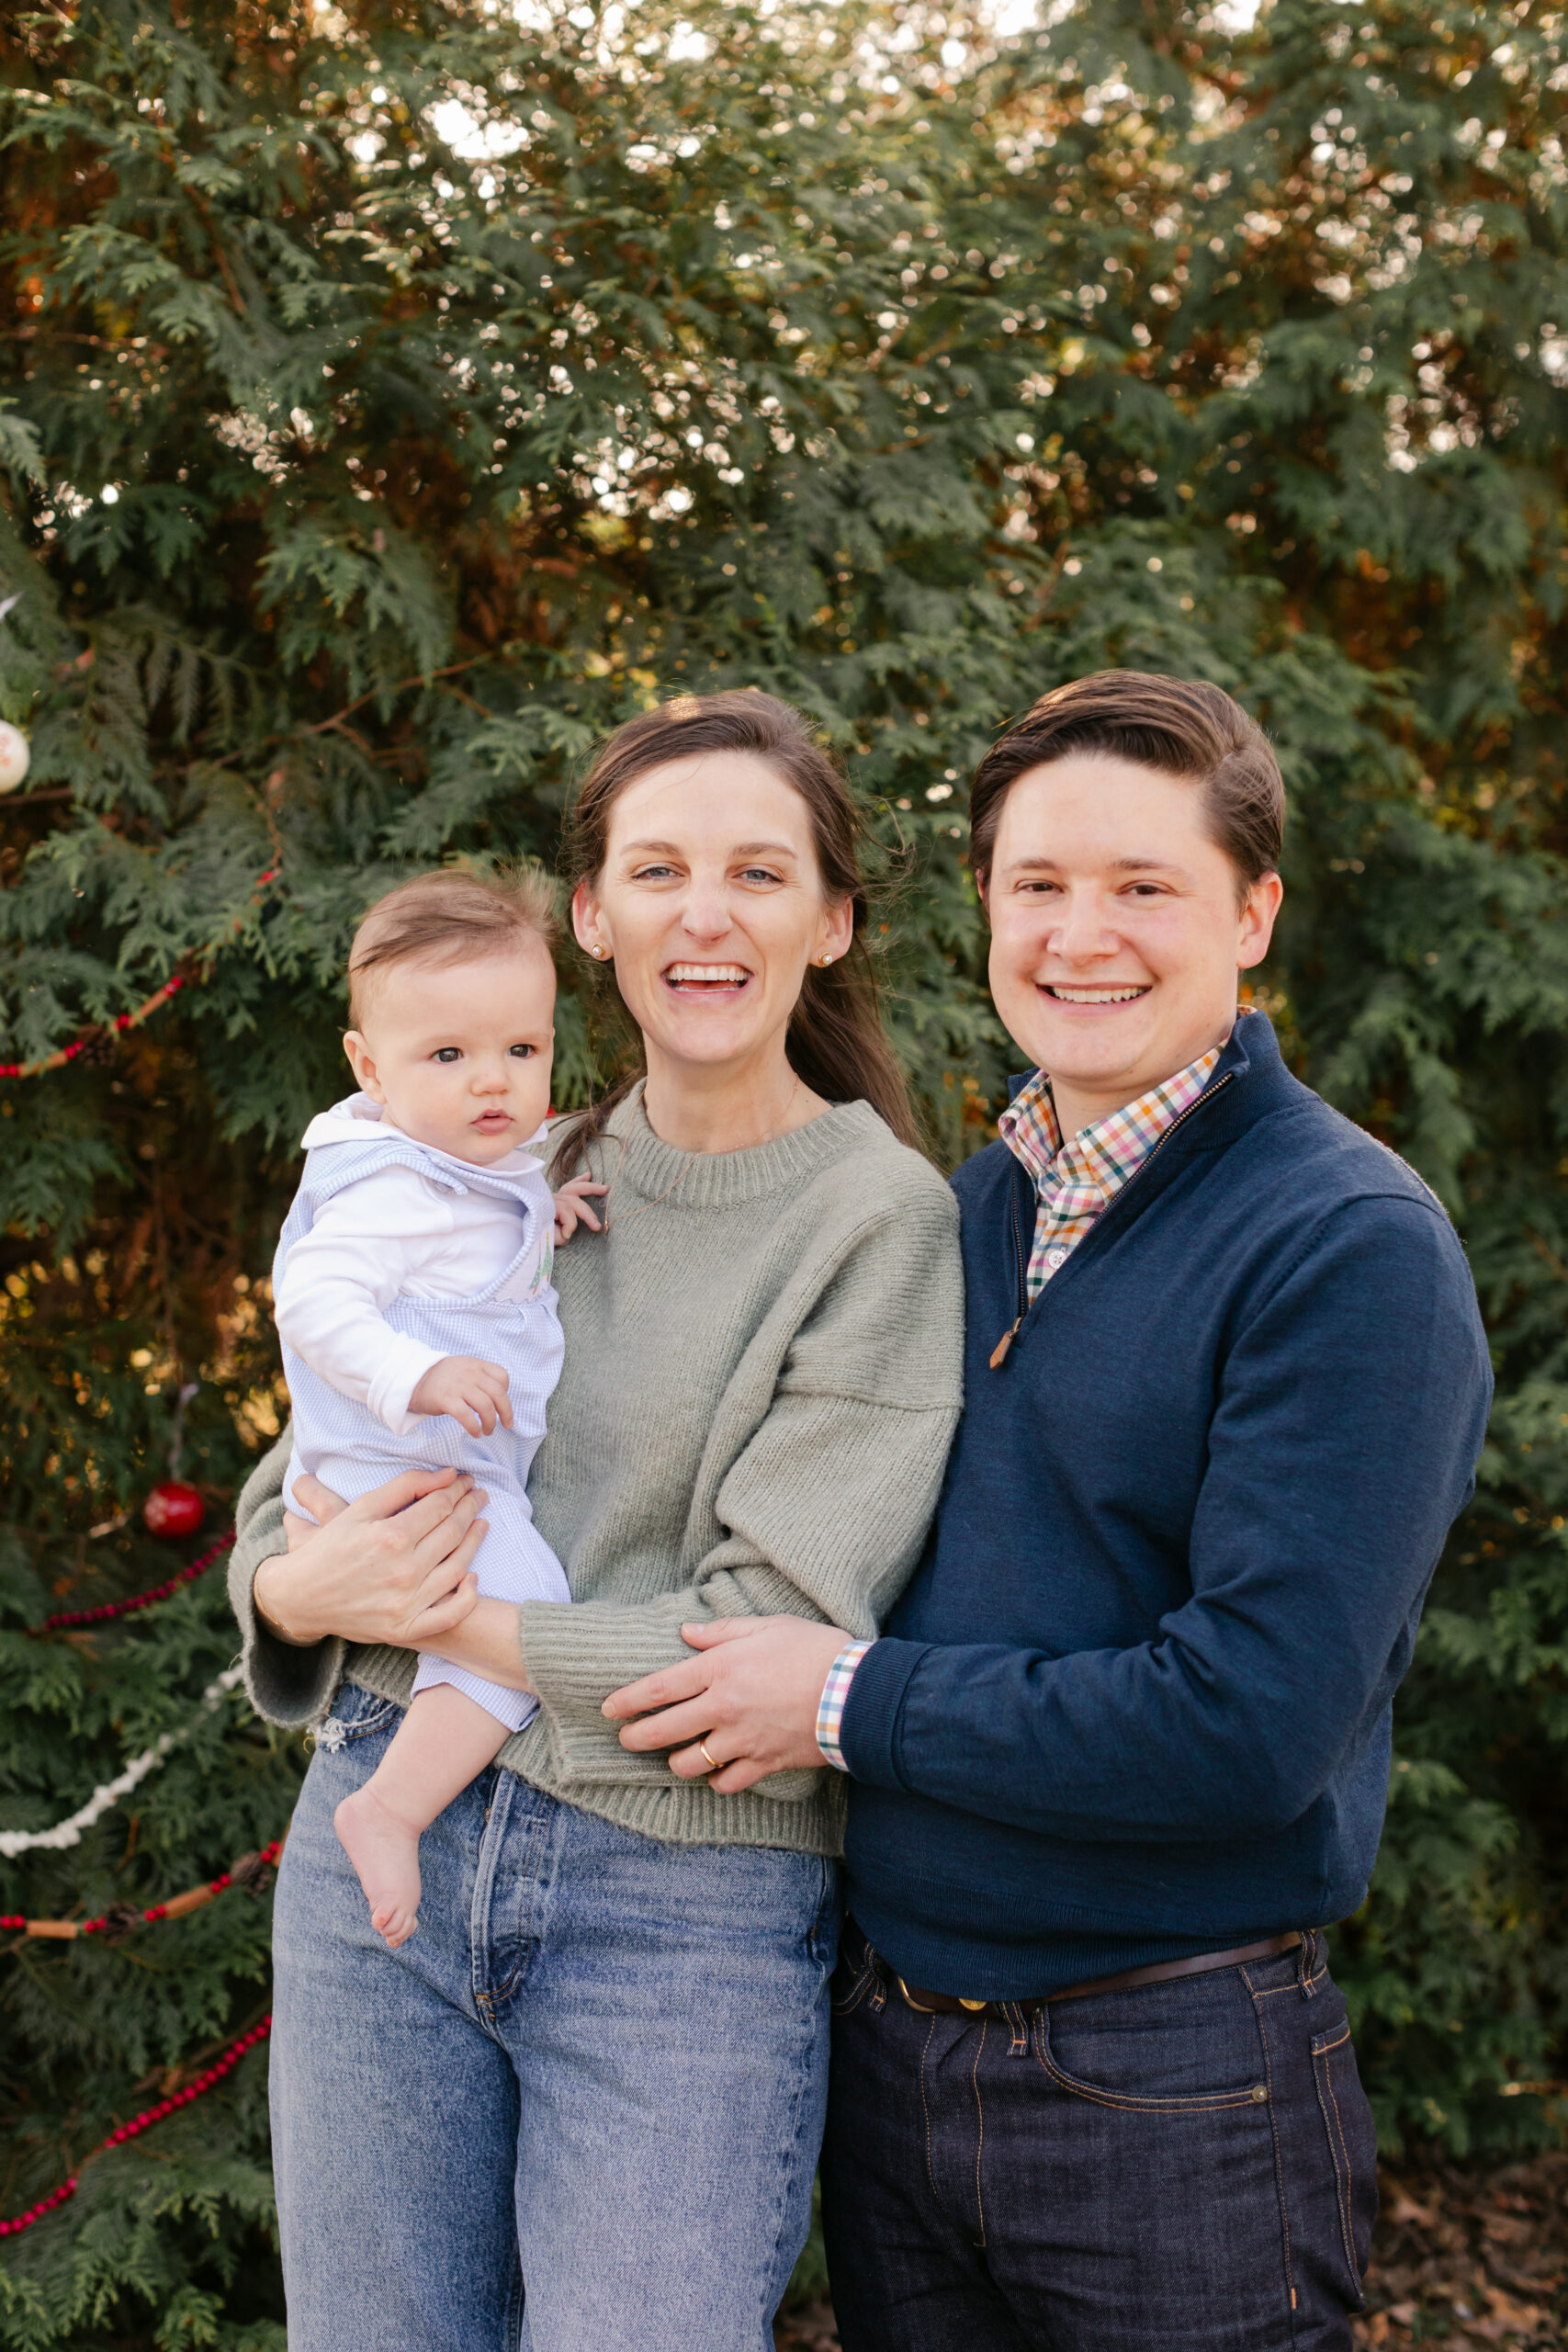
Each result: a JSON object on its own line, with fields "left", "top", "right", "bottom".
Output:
{"left": 891, "top": 1932, "right": 1304, "bottom": 2021}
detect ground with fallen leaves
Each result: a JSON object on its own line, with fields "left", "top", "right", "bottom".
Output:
{"left": 773, "top": 2154, "right": 1568, "bottom": 2349}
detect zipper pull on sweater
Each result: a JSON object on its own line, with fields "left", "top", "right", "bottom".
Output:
{"left": 989, "top": 1317, "right": 1022, "bottom": 1370}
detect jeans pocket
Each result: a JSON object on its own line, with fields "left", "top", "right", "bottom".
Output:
{"left": 1034, "top": 1971, "right": 1273, "bottom": 2113}
{"left": 312, "top": 1679, "right": 405, "bottom": 1751}
{"left": 1033, "top": 2022, "right": 1269, "bottom": 2112}
{"left": 1311, "top": 2020, "right": 1376, "bottom": 2300}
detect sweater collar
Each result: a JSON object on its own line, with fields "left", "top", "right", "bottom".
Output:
{"left": 590, "top": 1081, "right": 892, "bottom": 1211}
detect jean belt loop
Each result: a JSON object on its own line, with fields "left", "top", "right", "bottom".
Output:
{"left": 1297, "top": 1928, "right": 1316, "bottom": 1998}
{"left": 1006, "top": 2000, "right": 1028, "bottom": 2057}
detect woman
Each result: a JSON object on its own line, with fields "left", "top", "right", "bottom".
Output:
{"left": 230, "top": 692, "right": 964, "bottom": 2352}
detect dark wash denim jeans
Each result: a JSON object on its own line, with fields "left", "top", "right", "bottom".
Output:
{"left": 820, "top": 1925, "right": 1376, "bottom": 2352}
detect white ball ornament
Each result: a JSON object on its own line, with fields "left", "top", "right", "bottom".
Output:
{"left": 0, "top": 722, "right": 29, "bottom": 795}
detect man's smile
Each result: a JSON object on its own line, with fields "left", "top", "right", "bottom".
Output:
{"left": 1039, "top": 982, "right": 1152, "bottom": 1004}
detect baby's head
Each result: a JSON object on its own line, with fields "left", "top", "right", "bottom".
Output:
{"left": 343, "top": 868, "right": 558, "bottom": 1166}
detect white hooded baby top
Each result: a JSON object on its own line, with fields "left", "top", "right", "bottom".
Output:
{"left": 272, "top": 1093, "right": 570, "bottom": 1734}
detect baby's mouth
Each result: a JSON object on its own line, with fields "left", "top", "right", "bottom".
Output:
{"left": 663, "top": 962, "right": 752, "bottom": 994}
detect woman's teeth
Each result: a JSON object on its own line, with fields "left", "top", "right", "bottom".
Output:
{"left": 1045, "top": 984, "right": 1149, "bottom": 1003}
{"left": 666, "top": 964, "right": 750, "bottom": 987}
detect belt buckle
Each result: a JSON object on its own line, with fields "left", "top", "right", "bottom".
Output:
{"left": 895, "top": 1977, "right": 990, "bottom": 2017}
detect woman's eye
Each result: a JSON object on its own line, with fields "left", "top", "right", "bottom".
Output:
{"left": 433, "top": 1047, "right": 461, "bottom": 1064}
{"left": 509, "top": 1043, "right": 535, "bottom": 1059}
{"left": 632, "top": 863, "right": 678, "bottom": 882}
{"left": 739, "top": 866, "right": 784, "bottom": 886}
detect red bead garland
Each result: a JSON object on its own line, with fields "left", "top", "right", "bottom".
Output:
{"left": 0, "top": 2017, "right": 272, "bottom": 2236}
{"left": 0, "top": 974, "right": 187, "bottom": 1080}
{"left": 0, "top": 1840, "right": 284, "bottom": 1940}
{"left": 0, "top": 865, "right": 279, "bottom": 1081}
{"left": 37, "top": 1528, "right": 235, "bottom": 1633}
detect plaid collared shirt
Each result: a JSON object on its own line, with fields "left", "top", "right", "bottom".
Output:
{"left": 998, "top": 1046, "right": 1225, "bottom": 1299}
{"left": 815, "top": 1639, "right": 874, "bottom": 1770}
{"left": 815, "top": 1042, "right": 1228, "bottom": 1774}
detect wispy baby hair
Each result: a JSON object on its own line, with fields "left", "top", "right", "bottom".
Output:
{"left": 347, "top": 867, "right": 558, "bottom": 1027}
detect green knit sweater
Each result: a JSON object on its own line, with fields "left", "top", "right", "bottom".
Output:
{"left": 229, "top": 1091, "right": 964, "bottom": 1856}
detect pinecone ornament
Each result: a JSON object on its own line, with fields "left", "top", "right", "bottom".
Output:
{"left": 76, "top": 1024, "right": 118, "bottom": 1068}
{"left": 96, "top": 1903, "right": 145, "bottom": 1944}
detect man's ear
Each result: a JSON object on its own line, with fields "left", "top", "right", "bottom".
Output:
{"left": 1236, "top": 873, "right": 1284, "bottom": 972}
{"left": 343, "top": 1030, "right": 387, "bottom": 1103}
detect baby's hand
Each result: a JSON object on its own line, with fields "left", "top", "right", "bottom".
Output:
{"left": 410, "top": 1356, "right": 513, "bottom": 1436}
{"left": 553, "top": 1175, "right": 608, "bottom": 1244}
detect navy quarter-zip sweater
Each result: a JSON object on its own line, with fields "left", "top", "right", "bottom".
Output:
{"left": 840, "top": 1012, "right": 1493, "bottom": 2000}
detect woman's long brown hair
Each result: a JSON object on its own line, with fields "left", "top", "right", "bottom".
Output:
{"left": 549, "top": 690, "right": 919, "bottom": 1178}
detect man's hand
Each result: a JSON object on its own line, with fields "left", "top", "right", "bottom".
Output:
{"left": 553, "top": 1175, "right": 608, "bottom": 1243}
{"left": 603, "top": 1616, "right": 852, "bottom": 1794}
{"left": 410, "top": 1354, "right": 513, "bottom": 1436}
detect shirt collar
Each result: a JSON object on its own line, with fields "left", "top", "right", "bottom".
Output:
{"left": 998, "top": 1039, "right": 1229, "bottom": 1199}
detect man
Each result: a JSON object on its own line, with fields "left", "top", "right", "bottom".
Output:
{"left": 605, "top": 672, "right": 1492, "bottom": 2351}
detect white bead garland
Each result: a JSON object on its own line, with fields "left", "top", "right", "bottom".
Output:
{"left": 0, "top": 1667, "right": 243, "bottom": 1857}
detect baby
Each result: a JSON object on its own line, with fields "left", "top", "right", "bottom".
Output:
{"left": 272, "top": 867, "right": 600, "bottom": 1949}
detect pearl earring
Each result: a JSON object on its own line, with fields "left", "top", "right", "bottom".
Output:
{"left": 818, "top": 953, "right": 833, "bottom": 966}
{"left": 594, "top": 944, "right": 609, "bottom": 959}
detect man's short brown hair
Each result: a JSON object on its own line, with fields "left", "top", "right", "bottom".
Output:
{"left": 969, "top": 671, "right": 1285, "bottom": 898}
{"left": 347, "top": 867, "right": 558, "bottom": 1027}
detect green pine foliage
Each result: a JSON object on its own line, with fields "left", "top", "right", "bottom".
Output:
{"left": 1, "top": 0, "right": 1565, "bottom": 2337}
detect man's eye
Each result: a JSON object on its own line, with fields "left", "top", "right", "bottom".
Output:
{"left": 509, "top": 1043, "right": 535, "bottom": 1058}
{"left": 432, "top": 1046, "right": 461, "bottom": 1063}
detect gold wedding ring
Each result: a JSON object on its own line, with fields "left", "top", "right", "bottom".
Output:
{"left": 699, "top": 1738, "right": 721, "bottom": 1774}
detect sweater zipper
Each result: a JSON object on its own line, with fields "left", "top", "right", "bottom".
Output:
{"left": 989, "top": 1071, "right": 1236, "bottom": 1371}
{"left": 988, "top": 1175, "right": 1032, "bottom": 1369}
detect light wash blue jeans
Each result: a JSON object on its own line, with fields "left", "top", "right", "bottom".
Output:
{"left": 271, "top": 1679, "right": 839, "bottom": 2351}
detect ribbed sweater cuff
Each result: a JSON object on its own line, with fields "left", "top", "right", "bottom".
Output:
{"left": 520, "top": 1598, "right": 822, "bottom": 1806}
{"left": 520, "top": 1596, "right": 691, "bottom": 1708}
{"left": 228, "top": 1441, "right": 345, "bottom": 1729}
{"left": 839, "top": 1634, "right": 933, "bottom": 1789}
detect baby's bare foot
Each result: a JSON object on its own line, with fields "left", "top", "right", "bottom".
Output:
{"left": 335, "top": 1784, "right": 422, "bottom": 1949}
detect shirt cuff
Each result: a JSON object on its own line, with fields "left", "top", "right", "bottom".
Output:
{"left": 816, "top": 1639, "right": 874, "bottom": 1771}
{"left": 366, "top": 1334, "right": 450, "bottom": 1436}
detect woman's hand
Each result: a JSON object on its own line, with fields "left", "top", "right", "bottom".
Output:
{"left": 603, "top": 1616, "right": 850, "bottom": 1794}
{"left": 253, "top": 1465, "right": 487, "bottom": 1651}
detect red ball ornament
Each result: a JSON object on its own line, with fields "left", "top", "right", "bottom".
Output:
{"left": 142, "top": 1481, "right": 205, "bottom": 1539}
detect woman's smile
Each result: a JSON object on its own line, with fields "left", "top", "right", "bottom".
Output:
{"left": 662, "top": 960, "right": 753, "bottom": 995}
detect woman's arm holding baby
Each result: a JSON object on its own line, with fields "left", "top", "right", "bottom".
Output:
{"left": 229, "top": 1442, "right": 489, "bottom": 1728}
{"left": 255, "top": 1468, "right": 489, "bottom": 1647}
{"left": 271, "top": 1473, "right": 534, "bottom": 1691}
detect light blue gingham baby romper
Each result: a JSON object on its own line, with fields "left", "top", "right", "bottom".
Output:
{"left": 274, "top": 1130, "right": 568, "bottom": 1732}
